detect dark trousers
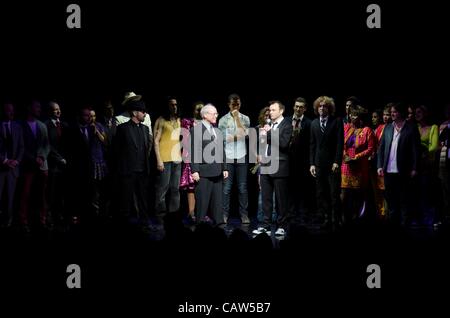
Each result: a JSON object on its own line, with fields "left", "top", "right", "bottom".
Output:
{"left": 315, "top": 167, "right": 342, "bottom": 224}
{"left": 0, "top": 169, "right": 18, "bottom": 224}
{"left": 384, "top": 172, "right": 416, "bottom": 225}
{"left": 222, "top": 162, "right": 248, "bottom": 218}
{"left": 119, "top": 172, "right": 149, "bottom": 222}
{"left": 154, "top": 162, "right": 181, "bottom": 214}
{"left": 19, "top": 170, "right": 48, "bottom": 225}
{"left": 47, "top": 169, "right": 66, "bottom": 224}
{"left": 288, "top": 167, "right": 315, "bottom": 220}
{"left": 260, "top": 174, "right": 288, "bottom": 228}
{"left": 195, "top": 175, "right": 223, "bottom": 224}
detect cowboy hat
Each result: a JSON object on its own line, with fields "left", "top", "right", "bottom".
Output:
{"left": 127, "top": 100, "right": 147, "bottom": 113}
{"left": 122, "top": 91, "right": 142, "bottom": 106}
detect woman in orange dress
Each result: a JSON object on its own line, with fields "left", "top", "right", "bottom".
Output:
{"left": 341, "top": 106, "right": 376, "bottom": 224}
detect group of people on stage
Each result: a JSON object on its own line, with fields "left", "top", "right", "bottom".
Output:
{"left": 1, "top": 92, "right": 450, "bottom": 237}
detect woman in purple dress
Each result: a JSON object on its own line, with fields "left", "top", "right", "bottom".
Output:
{"left": 180, "top": 101, "right": 204, "bottom": 222}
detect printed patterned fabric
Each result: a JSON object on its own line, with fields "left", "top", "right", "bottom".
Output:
{"left": 341, "top": 126, "right": 376, "bottom": 189}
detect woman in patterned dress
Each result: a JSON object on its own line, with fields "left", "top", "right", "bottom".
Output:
{"left": 180, "top": 101, "right": 203, "bottom": 222}
{"left": 341, "top": 106, "right": 376, "bottom": 224}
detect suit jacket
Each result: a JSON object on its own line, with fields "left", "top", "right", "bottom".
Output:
{"left": 45, "top": 119, "right": 69, "bottom": 172}
{"left": 114, "top": 120, "right": 151, "bottom": 176}
{"left": 0, "top": 121, "right": 25, "bottom": 177}
{"left": 377, "top": 121, "right": 421, "bottom": 175}
{"left": 190, "top": 122, "right": 227, "bottom": 178}
{"left": 288, "top": 115, "right": 311, "bottom": 169}
{"left": 21, "top": 120, "right": 50, "bottom": 172}
{"left": 310, "top": 116, "right": 344, "bottom": 169}
{"left": 261, "top": 117, "right": 293, "bottom": 177}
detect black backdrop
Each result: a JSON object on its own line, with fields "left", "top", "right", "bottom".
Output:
{"left": 1, "top": 0, "right": 449, "bottom": 315}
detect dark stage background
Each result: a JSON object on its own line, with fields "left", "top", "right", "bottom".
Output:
{"left": 1, "top": 0, "right": 450, "bottom": 316}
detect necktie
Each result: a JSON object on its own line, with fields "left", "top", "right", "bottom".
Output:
{"left": 55, "top": 121, "right": 62, "bottom": 139}
{"left": 4, "top": 123, "right": 10, "bottom": 139}
{"left": 320, "top": 119, "right": 326, "bottom": 133}
{"left": 272, "top": 122, "right": 278, "bottom": 130}
{"left": 4, "top": 123, "right": 12, "bottom": 158}
{"left": 82, "top": 126, "right": 89, "bottom": 141}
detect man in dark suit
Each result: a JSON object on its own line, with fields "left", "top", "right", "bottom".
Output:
{"left": 0, "top": 102, "right": 24, "bottom": 227}
{"left": 190, "top": 104, "right": 228, "bottom": 225}
{"left": 19, "top": 100, "right": 50, "bottom": 229}
{"left": 310, "top": 96, "right": 344, "bottom": 229}
{"left": 45, "top": 101, "right": 69, "bottom": 226}
{"left": 288, "top": 97, "right": 313, "bottom": 223}
{"left": 253, "top": 100, "right": 292, "bottom": 236}
{"left": 377, "top": 102, "right": 421, "bottom": 225}
{"left": 114, "top": 100, "right": 151, "bottom": 226}
{"left": 66, "top": 107, "right": 94, "bottom": 225}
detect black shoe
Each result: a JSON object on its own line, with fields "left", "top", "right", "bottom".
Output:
{"left": 320, "top": 220, "right": 332, "bottom": 229}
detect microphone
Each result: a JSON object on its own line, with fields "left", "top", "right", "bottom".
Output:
{"left": 265, "top": 118, "right": 272, "bottom": 125}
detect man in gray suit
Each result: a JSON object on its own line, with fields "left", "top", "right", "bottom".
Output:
{"left": 0, "top": 102, "right": 24, "bottom": 227}
{"left": 190, "top": 104, "right": 228, "bottom": 225}
{"left": 19, "top": 100, "right": 50, "bottom": 229}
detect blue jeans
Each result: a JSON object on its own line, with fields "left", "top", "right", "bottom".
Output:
{"left": 154, "top": 162, "right": 181, "bottom": 214}
{"left": 222, "top": 162, "right": 248, "bottom": 218}
{"left": 257, "top": 191, "right": 276, "bottom": 223}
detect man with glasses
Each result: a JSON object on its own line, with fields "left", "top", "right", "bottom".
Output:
{"left": 191, "top": 104, "right": 228, "bottom": 225}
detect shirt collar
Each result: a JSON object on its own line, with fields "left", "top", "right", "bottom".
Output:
{"left": 202, "top": 120, "right": 213, "bottom": 130}
{"left": 273, "top": 116, "right": 284, "bottom": 126}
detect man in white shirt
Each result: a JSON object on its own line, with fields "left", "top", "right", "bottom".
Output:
{"left": 377, "top": 102, "right": 420, "bottom": 226}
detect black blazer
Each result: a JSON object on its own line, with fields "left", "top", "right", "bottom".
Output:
{"left": 114, "top": 120, "right": 151, "bottom": 176}
{"left": 288, "top": 115, "right": 311, "bottom": 166}
{"left": 377, "top": 121, "right": 421, "bottom": 175}
{"left": 0, "top": 121, "right": 25, "bottom": 177}
{"left": 310, "top": 116, "right": 344, "bottom": 169}
{"left": 190, "top": 122, "right": 227, "bottom": 178}
{"left": 21, "top": 120, "right": 50, "bottom": 172}
{"left": 45, "top": 119, "right": 69, "bottom": 172}
{"left": 261, "top": 117, "right": 293, "bottom": 177}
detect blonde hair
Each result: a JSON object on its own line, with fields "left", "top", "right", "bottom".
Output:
{"left": 313, "top": 96, "right": 335, "bottom": 116}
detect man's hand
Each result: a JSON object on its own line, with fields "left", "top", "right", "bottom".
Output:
{"left": 257, "top": 155, "right": 262, "bottom": 164}
{"left": 36, "top": 157, "right": 44, "bottom": 168}
{"left": 331, "top": 163, "right": 339, "bottom": 173}
{"left": 231, "top": 109, "right": 239, "bottom": 118}
{"left": 410, "top": 170, "right": 417, "bottom": 178}
{"left": 6, "top": 159, "right": 18, "bottom": 169}
{"left": 192, "top": 172, "right": 200, "bottom": 182}
{"left": 310, "top": 165, "right": 317, "bottom": 178}
{"left": 223, "top": 171, "right": 229, "bottom": 179}
{"left": 157, "top": 162, "right": 164, "bottom": 172}
{"left": 377, "top": 168, "right": 384, "bottom": 177}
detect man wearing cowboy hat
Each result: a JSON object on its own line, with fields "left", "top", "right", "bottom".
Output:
{"left": 114, "top": 99, "right": 152, "bottom": 226}
{"left": 116, "top": 92, "right": 153, "bottom": 150}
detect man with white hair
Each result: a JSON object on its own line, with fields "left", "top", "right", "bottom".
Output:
{"left": 190, "top": 104, "right": 228, "bottom": 225}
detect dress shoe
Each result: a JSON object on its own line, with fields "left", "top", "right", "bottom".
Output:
{"left": 241, "top": 215, "right": 250, "bottom": 224}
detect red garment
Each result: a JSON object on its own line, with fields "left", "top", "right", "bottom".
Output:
{"left": 341, "top": 126, "right": 376, "bottom": 189}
